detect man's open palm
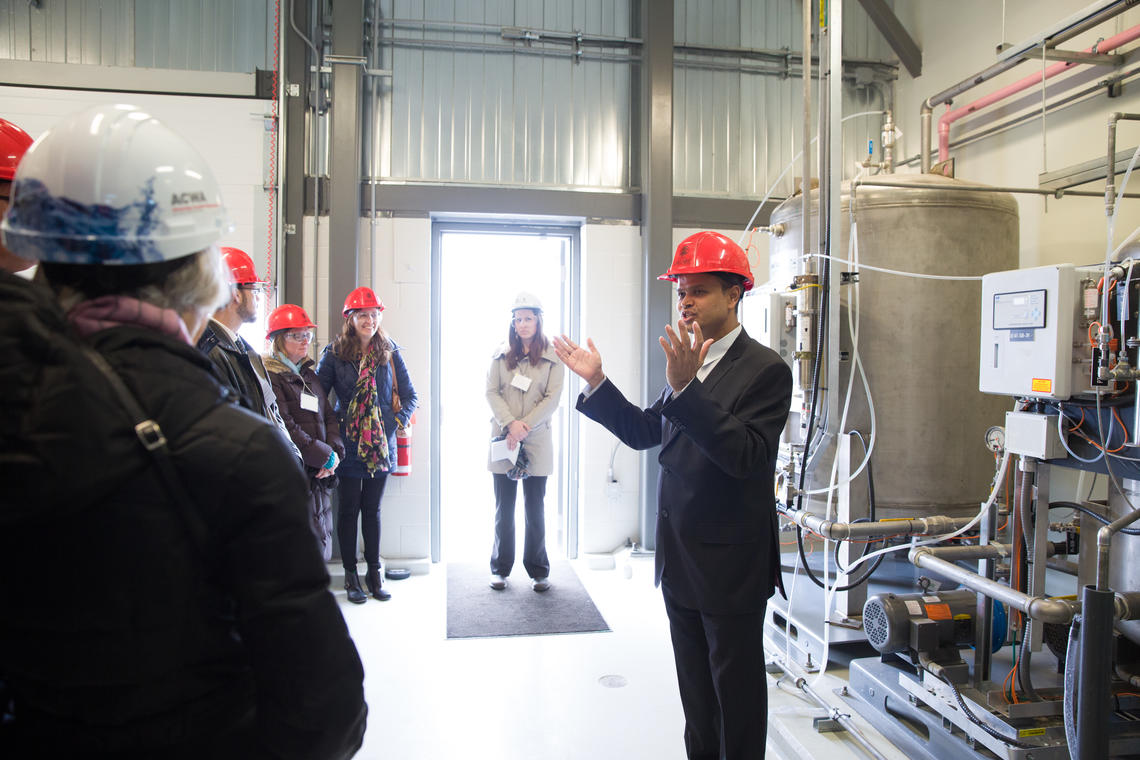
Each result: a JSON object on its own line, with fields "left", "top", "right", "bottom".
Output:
{"left": 552, "top": 335, "right": 605, "bottom": 388}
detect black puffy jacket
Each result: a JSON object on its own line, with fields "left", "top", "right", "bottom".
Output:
{"left": 0, "top": 273, "right": 367, "bottom": 758}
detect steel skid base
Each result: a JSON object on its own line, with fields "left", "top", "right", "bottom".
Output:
{"left": 843, "top": 657, "right": 1140, "bottom": 760}
{"left": 766, "top": 555, "right": 921, "bottom": 670}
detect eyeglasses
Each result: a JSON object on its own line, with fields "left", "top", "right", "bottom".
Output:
{"left": 284, "top": 330, "right": 314, "bottom": 343}
{"left": 352, "top": 311, "right": 381, "bottom": 322}
{"left": 236, "top": 283, "right": 267, "bottom": 293}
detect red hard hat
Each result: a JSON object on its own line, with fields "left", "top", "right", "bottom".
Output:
{"left": 343, "top": 286, "right": 385, "bottom": 317}
{"left": 220, "top": 246, "right": 268, "bottom": 286}
{"left": 266, "top": 304, "right": 317, "bottom": 338}
{"left": 658, "top": 231, "right": 754, "bottom": 292}
{"left": 0, "top": 118, "right": 34, "bottom": 181}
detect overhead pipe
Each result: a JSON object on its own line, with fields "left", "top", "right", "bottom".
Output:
{"left": 937, "top": 24, "right": 1140, "bottom": 165}
{"left": 924, "top": 0, "right": 1132, "bottom": 109}
{"left": 918, "top": 0, "right": 1136, "bottom": 172}
{"left": 852, "top": 177, "right": 1140, "bottom": 199}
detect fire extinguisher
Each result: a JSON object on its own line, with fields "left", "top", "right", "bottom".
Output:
{"left": 393, "top": 412, "right": 415, "bottom": 476}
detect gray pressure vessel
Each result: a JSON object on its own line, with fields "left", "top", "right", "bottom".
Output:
{"left": 766, "top": 174, "right": 1019, "bottom": 518}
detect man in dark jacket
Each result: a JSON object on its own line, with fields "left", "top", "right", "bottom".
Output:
{"left": 0, "top": 103, "right": 366, "bottom": 759}
{"left": 198, "top": 245, "right": 301, "bottom": 461}
{"left": 554, "top": 231, "right": 793, "bottom": 760}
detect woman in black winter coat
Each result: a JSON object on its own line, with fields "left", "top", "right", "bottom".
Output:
{"left": 0, "top": 104, "right": 365, "bottom": 759}
{"left": 264, "top": 304, "right": 345, "bottom": 561}
{"left": 317, "top": 286, "right": 417, "bottom": 604}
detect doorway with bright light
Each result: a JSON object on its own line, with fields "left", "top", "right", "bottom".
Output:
{"left": 430, "top": 222, "right": 580, "bottom": 566}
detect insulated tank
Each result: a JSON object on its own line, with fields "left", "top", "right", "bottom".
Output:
{"left": 763, "top": 174, "right": 1019, "bottom": 518}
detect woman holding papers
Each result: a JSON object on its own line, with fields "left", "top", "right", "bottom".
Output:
{"left": 485, "top": 292, "right": 564, "bottom": 592}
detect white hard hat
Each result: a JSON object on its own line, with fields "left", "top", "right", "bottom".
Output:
{"left": 511, "top": 291, "right": 543, "bottom": 313}
{"left": 1, "top": 103, "right": 232, "bottom": 265}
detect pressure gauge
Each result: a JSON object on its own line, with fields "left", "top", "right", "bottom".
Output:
{"left": 985, "top": 425, "right": 1006, "bottom": 453}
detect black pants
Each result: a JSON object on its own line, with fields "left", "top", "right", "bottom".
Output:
{"left": 662, "top": 582, "right": 769, "bottom": 760}
{"left": 490, "top": 474, "right": 549, "bottom": 579}
{"left": 338, "top": 474, "right": 388, "bottom": 571}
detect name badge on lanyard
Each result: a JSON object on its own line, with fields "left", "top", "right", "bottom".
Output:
{"left": 511, "top": 373, "right": 532, "bottom": 392}
{"left": 300, "top": 392, "right": 320, "bottom": 412}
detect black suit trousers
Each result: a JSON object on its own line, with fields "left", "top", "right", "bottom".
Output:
{"left": 662, "top": 581, "right": 768, "bottom": 760}
{"left": 490, "top": 474, "right": 550, "bottom": 579}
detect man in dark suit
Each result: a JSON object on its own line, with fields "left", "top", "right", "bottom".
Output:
{"left": 553, "top": 231, "right": 792, "bottom": 760}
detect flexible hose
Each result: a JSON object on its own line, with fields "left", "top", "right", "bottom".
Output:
{"left": 1015, "top": 468, "right": 1041, "bottom": 701}
{"left": 1051, "top": 500, "right": 1140, "bottom": 536}
{"left": 1017, "top": 620, "right": 1041, "bottom": 702}
{"left": 937, "top": 671, "right": 1036, "bottom": 750}
{"left": 1064, "top": 617, "right": 1081, "bottom": 760}
{"left": 796, "top": 435, "right": 883, "bottom": 591}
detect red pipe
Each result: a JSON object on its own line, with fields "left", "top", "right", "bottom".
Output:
{"left": 938, "top": 24, "right": 1140, "bottom": 163}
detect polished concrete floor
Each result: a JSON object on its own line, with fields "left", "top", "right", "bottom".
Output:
{"left": 334, "top": 552, "right": 912, "bottom": 760}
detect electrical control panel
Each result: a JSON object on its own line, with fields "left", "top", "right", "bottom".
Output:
{"left": 979, "top": 264, "right": 1100, "bottom": 400}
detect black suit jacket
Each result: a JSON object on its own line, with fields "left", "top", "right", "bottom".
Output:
{"left": 577, "top": 328, "right": 792, "bottom": 615}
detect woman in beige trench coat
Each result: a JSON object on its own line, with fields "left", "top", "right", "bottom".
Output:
{"left": 486, "top": 292, "right": 564, "bottom": 592}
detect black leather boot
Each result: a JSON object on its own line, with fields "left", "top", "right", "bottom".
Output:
{"left": 344, "top": 568, "right": 367, "bottom": 604}
{"left": 365, "top": 566, "right": 391, "bottom": 601}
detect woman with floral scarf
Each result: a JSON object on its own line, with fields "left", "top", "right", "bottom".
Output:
{"left": 317, "top": 287, "right": 417, "bottom": 603}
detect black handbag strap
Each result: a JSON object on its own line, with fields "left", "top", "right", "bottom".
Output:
{"left": 79, "top": 346, "right": 209, "bottom": 553}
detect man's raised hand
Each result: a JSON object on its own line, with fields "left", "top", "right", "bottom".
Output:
{"left": 660, "top": 319, "right": 712, "bottom": 393}
{"left": 552, "top": 335, "right": 606, "bottom": 389}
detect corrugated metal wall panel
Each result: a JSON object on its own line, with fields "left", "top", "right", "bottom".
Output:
{"left": 136, "top": 0, "right": 268, "bottom": 73}
{"left": 0, "top": 0, "right": 266, "bottom": 72}
{"left": 674, "top": 0, "right": 897, "bottom": 198}
{"left": 0, "top": 0, "right": 133, "bottom": 64}
{"left": 375, "top": 0, "right": 894, "bottom": 195}
{"left": 377, "top": 0, "right": 635, "bottom": 190}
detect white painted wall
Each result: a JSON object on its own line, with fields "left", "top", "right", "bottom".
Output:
{"left": 0, "top": 86, "right": 274, "bottom": 270}
{"left": 892, "top": 1, "right": 1140, "bottom": 269}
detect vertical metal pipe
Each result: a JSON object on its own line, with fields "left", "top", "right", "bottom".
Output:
{"left": 638, "top": 0, "right": 673, "bottom": 552}
{"left": 281, "top": 0, "right": 312, "bottom": 308}
{"left": 801, "top": 0, "right": 812, "bottom": 271}
{"left": 974, "top": 480, "right": 998, "bottom": 685}
{"left": 328, "top": 0, "right": 364, "bottom": 303}
{"left": 1076, "top": 585, "right": 1113, "bottom": 759}
{"left": 920, "top": 100, "right": 932, "bottom": 173}
{"left": 825, "top": 0, "right": 843, "bottom": 465}
{"left": 797, "top": 0, "right": 815, "bottom": 397}
{"left": 1108, "top": 114, "right": 1119, "bottom": 217}
{"left": 368, "top": 0, "right": 379, "bottom": 268}
{"left": 1133, "top": 390, "right": 1140, "bottom": 447}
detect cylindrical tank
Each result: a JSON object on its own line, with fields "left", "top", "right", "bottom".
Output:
{"left": 767, "top": 174, "right": 1019, "bottom": 517}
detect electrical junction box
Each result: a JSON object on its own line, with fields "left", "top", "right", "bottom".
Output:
{"left": 980, "top": 264, "right": 1097, "bottom": 400}
{"left": 1005, "top": 411, "right": 1067, "bottom": 460}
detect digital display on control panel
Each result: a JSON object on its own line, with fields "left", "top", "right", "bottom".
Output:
{"left": 993, "top": 289, "right": 1046, "bottom": 330}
